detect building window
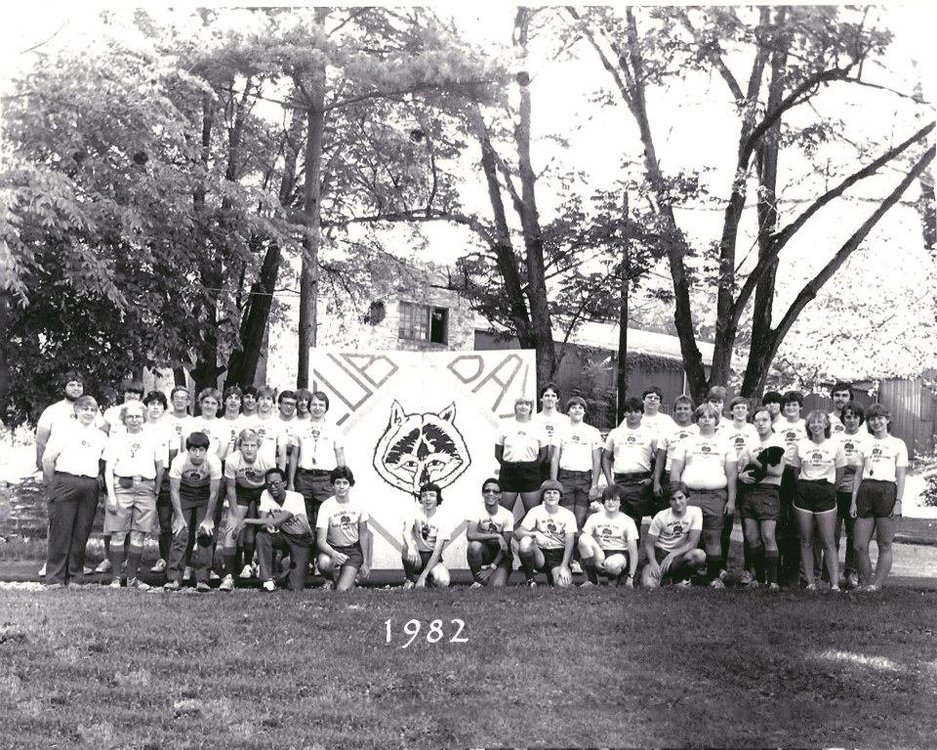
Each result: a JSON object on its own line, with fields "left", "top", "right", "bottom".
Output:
{"left": 398, "top": 302, "right": 448, "bottom": 344}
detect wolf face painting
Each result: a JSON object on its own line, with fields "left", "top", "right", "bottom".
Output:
{"left": 373, "top": 400, "right": 471, "bottom": 495}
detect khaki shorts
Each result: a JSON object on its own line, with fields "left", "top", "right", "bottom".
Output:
{"left": 104, "top": 478, "right": 157, "bottom": 534}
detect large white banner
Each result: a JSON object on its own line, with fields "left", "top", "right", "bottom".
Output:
{"left": 310, "top": 350, "right": 537, "bottom": 569}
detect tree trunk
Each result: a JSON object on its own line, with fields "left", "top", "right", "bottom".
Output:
{"left": 616, "top": 238, "right": 629, "bottom": 424}
{"left": 0, "top": 293, "right": 10, "bottom": 415}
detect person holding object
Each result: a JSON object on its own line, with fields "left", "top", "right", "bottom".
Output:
{"left": 514, "top": 480, "right": 577, "bottom": 588}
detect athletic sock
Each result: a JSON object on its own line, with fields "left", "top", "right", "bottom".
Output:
{"left": 750, "top": 544, "right": 765, "bottom": 582}
{"left": 223, "top": 551, "right": 238, "bottom": 577}
{"left": 159, "top": 532, "right": 171, "bottom": 561}
{"left": 706, "top": 555, "right": 721, "bottom": 582}
{"left": 242, "top": 543, "right": 255, "bottom": 567}
{"left": 108, "top": 545, "right": 125, "bottom": 577}
{"left": 125, "top": 545, "right": 144, "bottom": 581}
{"left": 765, "top": 552, "right": 780, "bottom": 585}
{"left": 742, "top": 536, "right": 752, "bottom": 573}
{"left": 582, "top": 558, "right": 599, "bottom": 585}
{"left": 519, "top": 552, "right": 535, "bottom": 579}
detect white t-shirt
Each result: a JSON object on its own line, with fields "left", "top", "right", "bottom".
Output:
{"left": 718, "top": 422, "right": 760, "bottom": 460}
{"left": 104, "top": 428, "right": 164, "bottom": 479}
{"left": 295, "top": 420, "right": 345, "bottom": 471}
{"left": 533, "top": 411, "right": 570, "bottom": 447}
{"left": 648, "top": 506, "right": 703, "bottom": 552}
{"left": 223, "top": 450, "right": 276, "bottom": 492}
{"left": 184, "top": 416, "right": 225, "bottom": 457}
{"left": 791, "top": 438, "right": 846, "bottom": 484}
{"left": 258, "top": 489, "right": 309, "bottom": 535}
{"left": 554, "top": 421, "right": 603, "bottom": 472}
{"left": 168, "top": 451, "right": 223, "bottom": 508}
{"left": 520, "top": 504, "right": 578, "bottom": 550}
{"left": 217, "top": 415, "right": 250, "bottom": 459}
{"left": 242, "top": 414, "right": 281, "bottom": 465}
{"left": 163, "top": 413, "right": 190, "bottom": 454}
{"left": 658, "top": 423, "right": 699, "bottom": 472}
{"left": 581, "top": 511, "right": 639, "bottom": 551}
{"left": 410, "top": 505, "right": 453, "bottom": 553}
{"left": 144, "top": 419, "right": 176, "bottom": 466}
{"left": 829, "top": 412, "right": 845, "bottom": 435}
{"left": 604, "top": 423, "right": 658, "bottom": 474}
{"left": 776, "top": 419, "right": 808, "bottom": 465}
{"left": 740, "top": 433, "right": 786, "bottom": 487}
{"left": 641, "top": 411, "right": 676, "bottom": 437}
{"left": 37, "top": 399, "right": 104, "bottom": 436}
{"left": 496, "top": 419, "right": 549, "bottom": 463}
{"left": 834, "top": 430, "right": 868, "bottom": 492}
{"left": 673, "top": 434, "right": 735, "bottom": 490}
{"left": 46, "top": 422, "right": 107, "bottom": 477}
{"left": 316, "top": 495, "right": 369, "bottom": 547}
{"left": 467, "top": 504, "right": 515, "bottom": 535}
{"left": 859, "top": 435, "right": 909, "bottom": 483}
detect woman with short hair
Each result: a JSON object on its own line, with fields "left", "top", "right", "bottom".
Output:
{"left": 495, "top": 397, "right": 550, "bottom": 515}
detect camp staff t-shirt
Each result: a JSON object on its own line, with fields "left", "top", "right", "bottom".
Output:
{"left": 532, "top": 411, "right": 570, "bottom": 447}
{"left": 791, "top": 438, "right": 846, "bottom": 484}
{"left": 184, "top": 417, "right": 225, "bottom": 457}
{"left": 554, "top": 422, "right": 603, "bottom": 472}
{"left": 468, "top": 505, "right": 515, "bottom": 535}
{"left": 859, "top": 435, "right": 909, "bottom": 484}
{"left": 581, "top": 512, "right": 639, "bottom": 551}
{"left": 497, "top": 419, "right": 549, "bottom": 463}
{"left": 740, "top": 433, "right": 786, "bottom": 487}
{"left": 641, "top": 411, "right": 676, "bottom": 438}
{"left": 718, "top": 422, "right": 759, "bottom": 460}
{"left": 258, "top": 489, "right": 310, "bottom": 536}
{"left": 164, "top": 414, "right": 190, "bottom": 454}
{"left": 410, "top": 506, "right": 452, "bottom": 553}
{"left": 829, "top": 412, "right": 845, "bottom": 435}
{"left": 673, "top": 434, "right": 735, "bottom": 490}
{"left": 834, "top": 431, "right": 868, "bottom": 492}
{"left": 605, "top": 423, "right": 658, "bottom": 474}
{"left": 38, "top": 399, "right": 104, "bottom": 435}
{"left": 169, "top": 452, "right": 222, "bottom": 509}
{"left": 47, "top": 422, "right": 107, "bottom": 477}
{"left": 224, "top": 450, "right": 275, "bottom": 502}
{"left": 520, "top": 505, "right": 578, "bottom": 550}
{"left": 777, "top": 419, "right": 808, "bottom": 465}
{"left": 316, "top": 496, "right": 369, "bottom": 547}
{"left": 658, "top": 423, "right": 699, "bottom": 472}
{"left": 242, "top": 415, "right": 282, "bottom": 466}
{"left": 218, "top": 415, "right": 250, "bottom": 459}
{"left": 295, "top": 420, "right": 345, "bottom": 470}
{"left": 648, "top": 506, "right": 703, "bottom": 552}
{"left": 105, "top": 428, "right": 163, "bottom": 479}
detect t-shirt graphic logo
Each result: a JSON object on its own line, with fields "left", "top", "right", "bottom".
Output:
{"left": 420, "top": 522, "right": 431, "bottom": 541}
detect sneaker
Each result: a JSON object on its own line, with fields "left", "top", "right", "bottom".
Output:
{"left": 739, "top": 570, "right": 755, "bottom": 587}
{"left": 182, "top": 567, "right": 193, "bottom": 582}
{"left": 219, "top": 574, "right": 235, "bottom": 592}
{"left": 718, "top": 569, "right": 729, "bottom": 582}
{"left": 261, "top": 580, "right": 276, "bottom": 592}
{"left": 805, "top": 583, "right": 818, "bottom": 591}
{"left": 38, "top": 563, "right": 47, "bottom": 577}
{"left": 239, "top": 564, "right": 254, "bottom": 580}
{"left": 83, "top": 566, "right": 94, "bottom": 575}
{"left": 829, "top": 585, "right": 841, "bottom": 593}
{"left": 95, "top": 559, "right": 112, "bottom": 574}
{"left": 845, "top": 572, "right": 860, "bottom": 590}
{"left": 768, "top": 582, "right": 781, "bottom": 592}
{"left": 128, "top": 578, "right": 151, "bottom": 592}
{"left": 709, "top": 578, "right": 726, "bottom": 589}
{"left": 525, "top": 579, "right": 537, "bottom": 588}
{"left": 163, "top": 580, "right": 181, "bottom": 592}
{"left": 209, "top": 570, "right": 220, "bottom": 581}
{"left": 470, "top": 581, "right": 484, "bottom": 589}
{"left": 401, "top": 580, "right": 415, "bottom": 590}
{"left": 864, "top": 584, "right": 879, "bottom": 592}
{"left": 151, "top": 559, "right": 167, "bottom": 573}
{"left": 579, "top": 581, "right": 596, "bottom": 588}
{"left": 196, "top": 581, "right": 211, "bottom": 593}
{"left": 108, "top": 577, "right": 122, "bottom": 589}
{"left": 43, "top": 582, "right": 65, "bottom": 590}
{"left": 570, "top": 560, "right": 583, "bottom": 574}
{"left": 674, "top": 579, "right": 693, "bottom": 588}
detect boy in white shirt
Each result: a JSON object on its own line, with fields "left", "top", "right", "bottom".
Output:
{"left": 515, "top": 480, "right": 577, "bottom": 588}
{"left": 466, "top": 477, "right": 515, "bottom": 588}
{"left": 315, "top": 466, "right": 372, "bottom": 592}
{"left": 578, "top": 486, "right": 639, "bottom": 587}
{"left": 641, "top": 486, "right": 706, "bottom": 588}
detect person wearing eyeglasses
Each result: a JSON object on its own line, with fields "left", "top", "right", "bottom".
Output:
{"left": 465, "top": 478, "right": 514, "bottom": 588}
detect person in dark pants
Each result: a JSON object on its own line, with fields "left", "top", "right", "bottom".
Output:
{"left": 41, "top": 395, "right": 107, "bottom": 589}
{"left": 165, "top": 432, "right": 222, "bottom": 592}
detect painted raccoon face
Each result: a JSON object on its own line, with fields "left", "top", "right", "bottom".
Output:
{"left": 373, "top": 400, "right": 470, "bottom": 495}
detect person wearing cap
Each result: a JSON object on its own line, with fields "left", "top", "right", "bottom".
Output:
{"left": 514, "top": 480, "right": 577, "bottom": 587}
{"left": 103, "top": 401, "right": 165, "bottom": 590}
{"left": 41, "top": 394, "right": 108, "bottom": 588}
{"left": 401, "top": 482, "right": 454, "bottom": 588}
{"left": 164, "top": 431, "right": 223, "bottom": 592}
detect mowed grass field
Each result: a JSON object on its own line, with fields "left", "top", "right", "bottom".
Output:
{"left": 1, "top": 586, "right": 935, "bottom": 749}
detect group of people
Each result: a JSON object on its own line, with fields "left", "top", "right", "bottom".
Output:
{"left": 36, "top": 372, "right": 907, "bottom": 593}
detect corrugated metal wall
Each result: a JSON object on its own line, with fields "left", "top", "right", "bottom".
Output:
{"left": 878, "top": 379, "right": 936, "bottom": 458}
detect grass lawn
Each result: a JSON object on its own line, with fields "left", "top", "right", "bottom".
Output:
{"left": 1, "top": 586, "right": 935, "bottom": 749}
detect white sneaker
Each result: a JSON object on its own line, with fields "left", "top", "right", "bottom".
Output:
{"left": 151, "top": 559, "right": 167, "bottom": 573}
{"left": 209, "top": 570, "right": 220, "bottom": 581}
{"left": 674, "top": 579, "right": 692, "bottom": 588}
{"left": 570, "top": 561, "right": 583, "bottom": 574}
{"left": 470, "top": 581, "right": 484, "bottom": 589}
{"left": 128, "top": 578, "right": 151, "bottom": 592}
{"left": 82, "top": 566, "right": 94, "bottom": 575}
{"left": 579, "top": 581, "right": 596, "bottom": 588}
{"left": 219, "top": 574, "right": 234, "bottom": 592}
{"left": 739, "top": 570, "right": 755, "bottom": 587}
{"left": 182, "top": 566, "right": 192, "bottom": 582}
{"left": 95, "top": 559, "right": 112, "bottom": 574}
{"left": 239, "top": 564, "right": 254, "bottom": 580}
{"left": 718, "top": 569, "right": 728, "bottom": 582}
{"left": 261, "top": 580, "right": 276, "bottom": 592}
{"left": 38, "top": 563, "right": 47, "bottom": 577}
{"left": 108, "top": 577, "right": 122, "bottom": 589}
{"left": 709, "top": 578, "right": 726, "bottom": 589}
{"left": 401, "top": 580, "right": 415, "bottom": 590}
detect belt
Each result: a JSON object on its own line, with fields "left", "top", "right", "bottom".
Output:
{"left": 54, "top": 471, "right": 97, "bottom": 479}
{"left": 299, "top": 468, "right": 332, "bottom": 477}
{"left": 614, "top": 471, "right": 651, "bottom": 481}
{"left": 558, "top": 469, "right": 592, "bottom": 476}
{"left": 116, "top": 475, "right": 153, "bottom": 482}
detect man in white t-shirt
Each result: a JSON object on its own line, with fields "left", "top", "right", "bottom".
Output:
{"left": 641, "top": 487, "right": 705, "bottom": 588}
{"left": 550, "top": 396, "right": 603, "bottom": 529}
{"left": 515, "top": 480, "right": 577, "bottom": 587}
{"left": 466, "top": 477, "right": 515, "bottom": 588}
{"left": 602, "top": 397, "right": 658, "bottom": 533}
{"left": 640, "top": 386, "right": 676, "bottom": 437}
{"left": 828, "top": 381, "right": 854, "bottom": 435}
{"left": 578, "top": 486, "right": 639, "bottom": 587}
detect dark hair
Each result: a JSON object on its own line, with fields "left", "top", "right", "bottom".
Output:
{"left": 539, "top": 382, "right": 560, "bottom": 399}
{"left": 729, "top": 396, "right": 749, "bottom": 411}
{"left": 841, "top": 401, "right": 865, "bottom": 426}
{"left": 831, "top": 381, "right": 854, "bottom": 398}
{"left": 642, "top": 386, "right": 663, "bottom": 399}
{"left": 622, "top": 397, "right": 644, "bottom": 414}
{"left": 781, "top": 390, "right": 804, "bottom": 408}
{"left": 170, "top": 385, "right": 189, "bottom": 400}
{"left": 185, "top": 431, "right": 211, "bottom": 450}
{"left": 143, "top": 390, "right": 168, "bottom": 409}
{"left": 242, "top": 386, "right": 258, "bottom": 399}
{"left": 565, "top": 396, "right": 587, "bottom": 412}
{"left": 310, "top": 391, "right": 330, "bottom": 411}
{"left": 762, "top": 391, "right": 782, "bottom": 406}
{"left": 223, "top": 385, "right": 243, "bottom": 401}
{"left": 330, "top": 465, "right": 356, "bottom": 486}
{"left": 122, "top": 380, "right": 145, "bottom": 396}
{"left": 751, "top": 406, "right": 772, "bottom": 422}
{"left": 278, "top": 389, "right": 297, "bottom": 404}
{"left": 706, "top": 386, "right": 727, "bottom": 402}
{"left": 865, "top": 404, "right": 891, "bottom": 432}
{"left": 419, "top": 481, "right": 443, "bottom": 504}
{"left": 63, "top": 370, "right": 84, "bottom": 386}
{"left": 481, "top": 477, "right": 501, "bottom": 493}
{"left": 295, "top": 388, "right": 312, "bottom": 406}
{"left": 264, "top": 466, "right": 286, "bottom": 483}
{"left": 602, "top": 485, "right": 622, "bottom": 502}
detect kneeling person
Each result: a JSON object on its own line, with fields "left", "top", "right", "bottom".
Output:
{"left": 578, "top": 485, "right": 639, "bottom": 587}
{"left": 515, "top": 480, "right": 577, "bottom": 587}
{"left": 401, "top": 482, "right": 452, "bottom": 588}
{"left": 316, "top": 466, "right": 372, "bottom": 592}
{"left": 466, "top": 478, "right": 514, "bottom": 587}
{"left": 642, "top": 486, "right": 706, "bottom": 588}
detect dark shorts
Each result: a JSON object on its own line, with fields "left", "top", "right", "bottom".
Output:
{"left": 836, "top": 490, "right": 854, "bottom": 519}
{"left": 614, "top": 473, "right": 652, "bottom": 519}
{"left": 740, "top": 485, "right": 781, "bottom": 522}
{"left": 331, "top": 543, "right": 364, "bottom": 570}
{"left": 686, "top": 488, "right": 727, "bottom": 531}
{"left": 476, "top": 540, "right": 512, "bottom": 567}
{"left": 537, "top": 546, "right": 566, "bottom": 571}
{"left": 793, "top": 479, "right": 837, "bottom": 514}
{"left": 418, "top": 550, "right": 436, "bottom": 570}
{"left": 500, "top": 460, "right": 543, "bottom": 493}
{"left": 558, "top": 469, "right": 593, "bottom": 514}
{"left": 856, "top": 480, "right": 898, "bottom": 519}
{"left": 235, "top": 484, "right": 264, "bottom": 507}
{"left": 651, "top": 545, "right": 700, "bottom": 581}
